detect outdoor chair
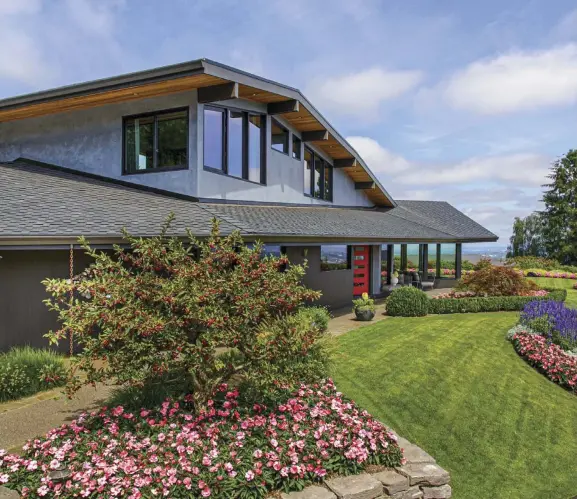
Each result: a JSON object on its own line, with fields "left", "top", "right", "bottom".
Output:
{"left": 412, "top": 272, "right": 435, "bottom": 291}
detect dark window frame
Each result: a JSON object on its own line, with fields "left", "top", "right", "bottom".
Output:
{"left": 122, "top": 107, "right": 189, "bottom": 175}
{"left": 321, "top": 245, "right": 352, "bottom": 272}
{"left": 270, "top": 118, "right": 290, "bottom": 155}
{"left": 292, "top": 135, "right": 302, "bottom": 160}
{"left": 303, "top": 146, "right": 333, "bottom": 202}
{"left": 203, "top": 104, "right": 267, "bottom": 185}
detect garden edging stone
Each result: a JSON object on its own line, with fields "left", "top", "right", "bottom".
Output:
{"left": 282, "top": 436, "right": 451, "bottom": 499}
{"left": 0, "top": 486, "right": 19, "bottom": 499}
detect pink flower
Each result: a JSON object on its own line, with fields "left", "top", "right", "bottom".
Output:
{"left": 201, "top": 487, "right": 211, "bottom": 497}
{"left": 245, "top": 470, "right": 255, "bottom": 481}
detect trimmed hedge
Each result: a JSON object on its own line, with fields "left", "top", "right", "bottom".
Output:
{"left": 386, "top": 286, "right": 429, "bottom": 317}
{"left": 427, "top": 288, "right": 567, "bottom": 315}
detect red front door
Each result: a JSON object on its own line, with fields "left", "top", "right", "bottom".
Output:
{"left": 353, "top": 246, "right": 370, "bottom": 296}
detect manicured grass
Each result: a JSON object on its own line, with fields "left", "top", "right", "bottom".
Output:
{"left": 331, "top": 313, "right": 577, "bottom": 499}
{"left": 529, "top": 276, "right": 577, "bottom": 308}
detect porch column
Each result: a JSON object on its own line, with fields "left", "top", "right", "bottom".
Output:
{"left": 371, "top": 245, "right": 382, "bottom": 295}
{"left": 400, "top": 244, "right": 408, "bottom": 271}
{"left": 455, "top": 243, "right": 462, "bottom": 279}
{"left": 436, "top": 243, "right": 441, "bottom": 278}
{"left": 386, "top": 244, "right": 394, "bottom": 285}
{"left": 421, "top": 244, "right": 428, "bottom": 277}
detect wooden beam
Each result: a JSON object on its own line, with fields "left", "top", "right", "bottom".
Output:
{"left": 334, "top": 158, "right": 358, "bottom": 168}
{"left": 355, "top": 181, "right": 375, "bottom": 190}
{"left": 301, "top": 130, "right": 329, "bottom": 142}
{"left": 267, "top": 99, "right": 299, "bottom": 115}
{"left": 198, "top": 82, "right": 238, "bottom": 103}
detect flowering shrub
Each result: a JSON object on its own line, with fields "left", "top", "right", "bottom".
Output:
{"left": 520, "top": 301, "right": 577, "bottom": 351}
{"left": 43, "top": 218, "right": 321, "bottom": 409}
{"left": 512, "top": 333, "right": 577, "bottom": 394}
{"left": 456, "top": 265, "right": 537, "bottom": 297}
{"left": 0, "top": 381, "right": 403, "bottom": 498}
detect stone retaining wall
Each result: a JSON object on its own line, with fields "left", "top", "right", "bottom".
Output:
{"left": 281, "top": 435, "right": 451, "bottom": 499}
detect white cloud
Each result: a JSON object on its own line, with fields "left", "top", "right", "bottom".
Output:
{"left": 0, "top": 0, "right": 41, "bottom": 16}
{"left": 64, "top": 0, "right": 124, "bottom": 37}
{"left": 443, "top": 44, "right": 577, "bottom": 114}
{"left": 307, "top": 67, "right": 423, "bottom": 118}
{"left": 346, "top": 136, "right": 412, "bottom": 174}
{"left": 399, "top": 152, "right": 550, "bottom": 187}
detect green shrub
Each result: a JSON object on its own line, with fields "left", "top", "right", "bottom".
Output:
{"left": 505, "top": 256, "right": 559, "bottom": 270}
{"left": 0, "top": 347, "right": 66, "bottom": 402}
{"left": 427, "top": 288, "right": 566, "bottom": 315}
{"left": 456, "top": 265, "right": 538, "bottom": 296}
{"left": 296, "top": 305, "right": 331, "bottom": 333}
{"left": 386, "top": 287, "right": 428, "bottom": 317}
{"left": 44, "top": 218, "right": 322, "bottom": 410}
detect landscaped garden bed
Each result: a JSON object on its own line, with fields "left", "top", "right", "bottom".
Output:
{"left": 0, "top": 347, "right": 66, "bottom": 403}
{"left": 0, "top": 380, "right": 403, "bottom": 498}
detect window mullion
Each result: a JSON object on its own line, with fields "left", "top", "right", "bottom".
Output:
{"left": 153, "top": 116, "right": 158, "bottom": 170}
{"left": 223, "top": 109, "right": 228, "bottom": 174}
{"left": 243, "top": 112, "right": 249, "bottom": 180}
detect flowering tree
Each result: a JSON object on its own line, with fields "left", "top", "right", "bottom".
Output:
{"left": 44, "top": 217, "right": 321, "bottom": 409}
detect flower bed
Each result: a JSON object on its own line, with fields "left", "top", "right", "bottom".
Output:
{"left": 427, "top": 288, "right": 566, "bottom": 315}
{"left": 523, "top": 269, "right": 577, "bottom": 280}
{"left": 512, "top": 332, "right": 577, "bottom": 393}
{"left": 0, "top": 380, "right": 403, "bottom": 498}
{"left": 520, "top": 300, "right": 577, "bottom": 349}
{"left": 432, "top": 289, "right": 548, "bottom": 300}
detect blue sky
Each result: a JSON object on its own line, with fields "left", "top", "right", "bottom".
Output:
{"left": 1, "top": 0, "right": 576, "bottom": 246}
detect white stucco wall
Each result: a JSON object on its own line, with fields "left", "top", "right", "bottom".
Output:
{"left": 0, "top": 94, "right": 373, "bottom": 206}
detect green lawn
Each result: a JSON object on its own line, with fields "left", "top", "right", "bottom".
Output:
{"left": 331, "top": 313, "right": 577, "bottom": 499}
{"left": 529, "top": 276, "right": 577, "bottom": 308}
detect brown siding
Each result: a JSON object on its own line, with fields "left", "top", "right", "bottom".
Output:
{"left": 285, "top": 246, "right": 353, "bottom": 310}
{"left": 0, "top": 250, "right": 93, "bottom": 352}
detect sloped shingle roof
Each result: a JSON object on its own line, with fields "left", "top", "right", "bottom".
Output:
{"left": 0, "top": 161, "right": 497, "bottom": 244}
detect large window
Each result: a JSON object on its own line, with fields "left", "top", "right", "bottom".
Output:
{"left": 292, "top": 135, "right": 302, "bottom": 160}
{"left": 271, "top": 118, "right": 289, "bottom": 154}
{"left": 124, "top": 108, "right": 188, "bottom": 174}
{"left": 203, "top": 106, "right": 265, "bottom": 184}
{"left": 304, "top": 147, "right": 333, "bottom": 201}
{"left": 321, "top": 245, "right": 351, "bottom": 271}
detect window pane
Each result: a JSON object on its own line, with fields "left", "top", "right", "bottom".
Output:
{"left": 324, "top": 164, "right": 332, "bottom": 201}
{"left": 248, "top": 114, "right": 263, "bottom": 183}
{"left": 228, "top": 110, "right": 243, "bottom": 178}
{"left": 292, "top": 136, "right": 301, "bottom": 160}
{"left": 314, "top": 155, "right": 323, "bottom": 199}
{"left": 271, "top": 119, "right": 288, "bottom": 154}
{"left": 204, "top": 108, "right": 224, "bottom": 170}
{"left": 124, "top": 115, "right": 154, "bottom": 172}
{"left": 157, "top": 110, "right": 188, "bottom": 168}
{"left": 321, "top": 245, "right": 350, "bottom": 271}
{"left": 304, "top": 149, "right": 313, "bottom": 195}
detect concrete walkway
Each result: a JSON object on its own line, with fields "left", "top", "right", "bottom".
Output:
{"left": 0, "top": 384, "right": 112, "bottom": 453}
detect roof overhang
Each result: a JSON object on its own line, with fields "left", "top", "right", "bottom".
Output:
{"left": 0, "top": 59, "right": 395, "bottom": 207}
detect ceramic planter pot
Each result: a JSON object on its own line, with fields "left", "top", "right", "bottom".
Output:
{"left": 391, "top": 276, "right": 399, "bottom": 286}
{"left": 354, "top": 308, "right": 375, "bottom": 321}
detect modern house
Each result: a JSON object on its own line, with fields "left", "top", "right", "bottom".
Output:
{"left": 0, "top": 59, "right": 497, "bottom": 351}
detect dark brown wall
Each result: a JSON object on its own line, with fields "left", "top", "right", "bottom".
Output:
{"left": 0, "top": 250, "right": 93, "bottom": 352}
{"left": 285, "top": 246, "right": 353, "bottom": 310}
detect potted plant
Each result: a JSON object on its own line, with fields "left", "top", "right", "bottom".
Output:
{"left": 391, "top": 270, "right": 399, "bottom": 286}
{"left": 352, "top": 292, "right": 376, "bottom": 321}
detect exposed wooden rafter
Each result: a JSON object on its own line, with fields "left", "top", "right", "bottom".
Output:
{"left": 355, "top": 181, "right": 375, "bottom": 190}
{"left": 197, "top": 82, "right": 239, "bottom": 103}
{"left": 333, "top": 158, "right": 358, "bottom": 168}
{"left": 301, "top": 130, "right": 329, "bottom": 142}
{"left": 267, "top": 99, "right": 299, "bottom": 115}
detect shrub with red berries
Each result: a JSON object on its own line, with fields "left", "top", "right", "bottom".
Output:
{"left": 44, "top": 216, "right": 321, "bottom": 409}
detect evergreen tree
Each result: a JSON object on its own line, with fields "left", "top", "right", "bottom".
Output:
{"left": 542, "top": 150, "right": 577, "bottom": 264}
